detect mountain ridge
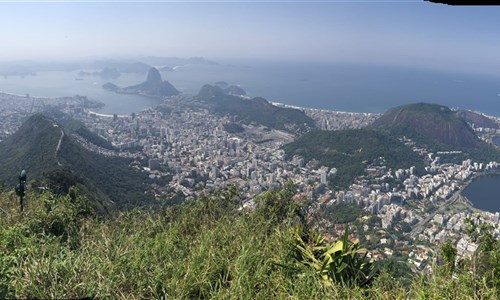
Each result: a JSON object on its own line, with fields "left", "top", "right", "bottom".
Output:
{"left": 196, "top": 84, "right": 315, "bottom": 132}
{"left": 0, "top": 114, "right": 154, "bottom": 210}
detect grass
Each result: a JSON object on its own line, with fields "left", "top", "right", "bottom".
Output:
{"left": 0, "top": 186, "right": 498, "bottom": 299}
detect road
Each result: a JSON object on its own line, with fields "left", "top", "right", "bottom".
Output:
{"left": 410, "top": 191, "right": 464, "bottom": 237}
{"left": 53, "top": 123, "right": 64, "bottom": 166}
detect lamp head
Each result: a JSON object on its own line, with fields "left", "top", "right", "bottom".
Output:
{"left": 19, "top": 170, "right": 27, "bottom": 182}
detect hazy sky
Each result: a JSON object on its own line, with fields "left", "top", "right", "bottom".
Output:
{"left": 1, "top": 1, "right": 500, "bottom": 75}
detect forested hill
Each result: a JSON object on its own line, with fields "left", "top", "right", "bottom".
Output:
{"left": 370, "top": 102, "right": 500, "bottom": 163}
{"left": 283, "top": 129, "right": 424, "bottom": 189}
{"left": 0, "top": 114, "right": 153, "bottom": 210}
{"left": 370, "top": 103, "right": 482, "bottom": 149}
{"left": 196, "top": 84, "right": 315, "bottom": 133}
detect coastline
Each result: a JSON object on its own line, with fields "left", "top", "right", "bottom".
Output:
{"left": 0, "top": 90, "right": 53, "bottom": 100}
{"left": 0, "top": 91, "right": 105, "bottom": 109}
{"left": 270, "top": 100, "right": 381, "bottom": 116}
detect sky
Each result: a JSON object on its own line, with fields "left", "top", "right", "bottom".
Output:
{"left": 1, "top": 1, "right": 500, "bottom": 75}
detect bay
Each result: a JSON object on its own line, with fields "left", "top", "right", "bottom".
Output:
{"left": 1, "top": 61, "right": 500, "bottom": 116}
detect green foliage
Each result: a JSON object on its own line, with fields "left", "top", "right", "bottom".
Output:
{"left": 476, "top": 231, "right": 500, "bottom": 291}
{"left": 74, "top": 126, "right": 113, "bottom": 150}
{"left": 400, "top": 222, "right": 412, "bottom": 233}
{"left": 29, "top": 187, "right": 95, "bottom": 248}
{"left": 0, "top": 115, "right": 154, "bottom": 209}
{"left": 377, "top": 257, "right": 413, "bottom": 287}
{"left": 462, "top": 217, "right": 500, "bottom": 292}
{"left": 371, "top": 102, "right": 500, "bottom": 163}
{"left": 58, "top": 132, "right": 153, "bottom": 208}
{"left": 35, "top": 109, "right": 114, "bottom": 150}
{"left": 371, "top": 103, "right": 481, "bottom": 149}
{"left": 440, "top": 239, "right": 457, "bottom": 275}
{"left": 291, "top": 226, "right": 376, "bottom": 287}
{"left": 283, "top": 129, "right": 424, "bottom": 189}
{"left": 223, "top": 123, "right": 245, "bottom": 134}
{"left": 0, "top": 114, "right": 61, "bottom": 186}
{"left": 0, "top": 186, "right": 498, "bottom": 299}
{"left": 197, "top": 85, "right": 315, "bottom": 132}
{"left": 254, "top": 182, "right": 306, "bottom": 226}
{"left": 318, "top": 202, "right": 365, "bottom": 224}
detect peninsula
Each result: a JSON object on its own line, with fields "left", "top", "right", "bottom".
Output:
{"left": 103, "top": 67, "right": 180, "bottom": 98}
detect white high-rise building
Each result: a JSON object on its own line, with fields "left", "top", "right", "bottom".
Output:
{"left": 320, "top": 170, "right": 327, "bottom": 185}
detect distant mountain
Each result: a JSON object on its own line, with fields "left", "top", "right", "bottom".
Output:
{"left": 102, "top": 82, "right": 119, "bottom": 92}
{"left": 0, "top": 115, "right": 153, "bottom": 211}
{"left": 92, "top": 60, "right": 152, "bottom": 74}
{"left": 213, "top": 81, "right": 246, "bottom": 95}
{"left": 77, "top": 67, "right": 120, "bottom": 79}
{"left": 146, "top": 67, "right": 162, "bottom": 82}
{"left": 371, "top": 103, "right": 482, "bottom": 149}
{"left": 158, "top": 66, "right": 174, "bottom": 72}
{"left": 103, "top": 67, "right": 180, "bottom": 98}
{"left": 139, "top": 56, "right": 218, "bottom": 66}
{"left": 370, "top": 103, "right": 500, "bottom": 163}
{"left": 456, "top": 110, "right": 499, "bottom": 129}
{"left": 283, "top": 129, "right": 424, "bottom": 189}
{"left": 224, "top": 85, "right": 246, "bottom": 96}
{"left": 196, "top": 84, "right": 314, "bottom": 132}
{"left": 97, "top": 67, "right": 120, "bottom": 79}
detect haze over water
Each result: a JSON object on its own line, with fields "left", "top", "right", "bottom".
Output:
{"left": 1, "top": 61, "right": 500, "bottom": 117}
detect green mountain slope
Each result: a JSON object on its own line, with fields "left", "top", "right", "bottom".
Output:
{"left": 196, "top": 84, "right": 315, "bottom": 132}
{"left": 370, "top": 103, "right": 500, "bottom": 163}
{"left": 283, "top": 129, "right": 423, "bottom": 188}
{"left": 0, "top": 114, "right": 153, "bottom": 210}
{"left": 371, "top": 103, "right": 481, "bottom": 149}
{"left": 456, "top": 110, "right": 499, "bottom": 129}
{"left": 42, "top": 109, "right": 114, "bottom": 150}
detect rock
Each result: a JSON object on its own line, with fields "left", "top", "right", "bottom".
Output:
{"left": 146, "top": 67, "right": 162, "bottom": 83}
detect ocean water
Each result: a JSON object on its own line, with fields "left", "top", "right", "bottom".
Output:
{"left": 462, "top": 174, "right": 500, "bottom": 213}
{"left": 1, "top": 61, "right": 500, "bottom": 116}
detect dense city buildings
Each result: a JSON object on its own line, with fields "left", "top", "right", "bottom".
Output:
{"left": 1, "top": 92, "right": 499, "bottom": 272}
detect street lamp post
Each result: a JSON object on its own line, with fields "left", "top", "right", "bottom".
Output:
{"left": 15, "top": 169, "right": 27, "bottom": 213}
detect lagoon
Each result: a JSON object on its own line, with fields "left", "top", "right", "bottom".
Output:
{"left": 462, "top": 174, "right": 500, "bottom": 213}
{"left": 493, "top": 136, "right": 500, "bottom": 146}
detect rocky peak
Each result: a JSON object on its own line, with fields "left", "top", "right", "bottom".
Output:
{"left": 146, "top": 67, "right": 162, "bottom": 83}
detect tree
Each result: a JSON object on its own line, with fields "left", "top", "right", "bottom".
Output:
{"left": 463, "top": 218, "right": 500, "bottom": 291}
{"left": 440, "top": 239, "right": 456, "bottom": 275}
{"left": 401, "top": 222, "right": 412, "bottom": 233}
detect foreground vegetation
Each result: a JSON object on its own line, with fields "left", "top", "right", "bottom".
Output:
{"left": 0, "top": 184, "right": 498, "bottom": 299}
